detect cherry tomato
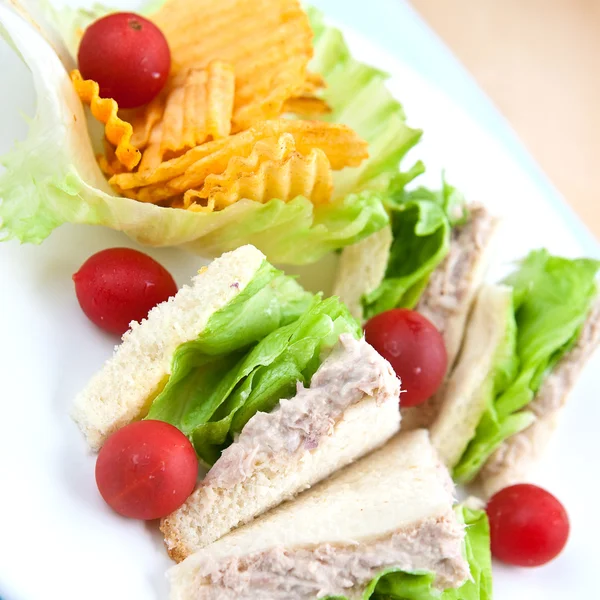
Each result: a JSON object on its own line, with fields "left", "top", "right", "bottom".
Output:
{"left": 73, "top": 248, "right": 178, "bottom": 336}
{"left": 78, "top": 13, "right": 170, "bottom": 108}
{"left": 486, "top": 484, "right": 570, "bottom": 567}
{"left": 96, "top": 420, "right": 198, "bottom": 520}
{"left": 364, "top": 309, "right": 447, "bottom": 407}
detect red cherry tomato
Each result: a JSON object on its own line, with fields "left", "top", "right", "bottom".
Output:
{"left": 78, "top": 13, "right": 170, "bottom": 108}
{"left": 364, "top": 309, "right": 447, "bottom": 407}
{"left": 486, "top": 484, "right": 570, "bottom": 567}
{"left": 73, "top": 248, "right": 178, "bottom": 336}
{"left": 96, "top": 420, "right": 198, "bottom": 520}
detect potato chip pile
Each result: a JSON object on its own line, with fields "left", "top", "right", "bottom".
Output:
{"left": 71, "top": 0, "right": 368, "bottom": 212}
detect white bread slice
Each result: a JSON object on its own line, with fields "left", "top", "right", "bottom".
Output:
{"left": 332, "top": 225, "right": 393, "bottom": 321}
{"left": 429, "top": 284, "right": 513, "bottom": 467}
{"left": 168, "top": 430, "right": 470, "bottom": 600}
{"left": 161, "top": 336, "right": 401, "bottom": 560}
{"left": 71, "top": 245, "right": 266, "bottom": 450}
{"left": 479, "top": 298, "right": 600, "bottom": 497}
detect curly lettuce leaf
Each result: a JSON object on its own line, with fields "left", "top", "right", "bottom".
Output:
{"left": 454, "top": 250, "right": 600, "bottom": 482}
{"left": 325, "top": 507, "right": 492, "bottom": 600}
{"left": 0, "top": 2, "right": 427, "bottom": 263}
{"left": 147, "top": 273, "right": 360, "bottom": 465}
{"left": 444, "top": 507, "right": 493, "bottom": 600}
{"left": 362, "top": 175, "right": 468, "bottom": 319}
{"left": 307, "top": 7, "right": 422, "bottom": 196}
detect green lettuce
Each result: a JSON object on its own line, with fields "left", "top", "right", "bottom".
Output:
{"left": 363, "top": 175, "right": 469, "bottom": 319}
{"left": 147, "top": 264, "right": 359, "bottom": 464}
{"left": 454, "top": 250, "right": 600, "bottom": 482}
{"left": 326, "top": 507, "right": 492, "bottom": 600}
{"left": 0, "top": 3, "right": 423, "bottom": 264}
{"left": 307, "top": 7, "right": 422, "bottom": 196}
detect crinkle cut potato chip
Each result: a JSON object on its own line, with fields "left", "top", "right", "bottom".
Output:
{"left": 201, "top": 134, "right": 300, "bottom": 192}
{"left": 111, "top": 121, "right": 366, "bottom": 205}
{"left": 302, "top": 71, "right": 327, "bottom": 94}
{"left": 98, "top": 139, "right": 128, "bottom": 177}
{"left": 181, "top": 190, "right": 215, "bottom": 213}
{"left": 283, "top": 72, "right": 329, "bottom": 116}
{"left": 128, "top": 61, "right": 236, "bottom": 173}
{"left": 70, "top": 70, "right": 141, "bottom": 170}
{"left": 115, "top": 133, "right": 302, "bottom": 205}
{"left": 111, "top": 134, "right": 286, "bottom": 205}
{"left": 162, "top": 69, "right": 208, "bottom": 154}
{"left": 150, "top": 0, "right": 313, "bottom": 130}
{"left": 205, "top": 60, "right": 236, "bottom": 139}
{"left": 160, "top": 60, "right": 235, "bottom": 154}
{"left": 281, "top": 120, "right": 369, "bottom": 169}
{"left": 139, "top": 142, "right": 164, "bottom": 174}
{"left": 110, "top": 119, "right": 368, "bottom": 193}
{"left": 191, "top": 146, "right": 333, "bottom": 210}
{"left": 111, "top": 125, "right": 278, "bottom": 194}
{"left": 283, "top": 95, "right": 331, "bottom": 117}
{"left": 129, "top": 94, "right": 167, "bottom": 150}
{"left": 183, "top": 132, "right": 333, "bottom": 210}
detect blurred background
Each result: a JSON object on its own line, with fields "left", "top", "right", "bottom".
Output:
{"left": 410, "top": 0, "right": 599, "bottom": 238}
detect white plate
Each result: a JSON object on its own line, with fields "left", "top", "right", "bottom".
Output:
{"left": 0, "top": 1, "right": 598, "bottom": 599}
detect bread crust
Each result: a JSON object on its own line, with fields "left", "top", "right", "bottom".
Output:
{"left": 428, "top": 284, "right": 513, "bottom": 467}
{"left": 332, "top": 225, "right": 393, "bottom": 321}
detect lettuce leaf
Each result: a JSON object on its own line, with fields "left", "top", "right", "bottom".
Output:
{"left": 147, "top": 270, "right": 360, "bottom": 465}
{"left": 307, "top": 7, "right": 422, "bottom": 196}
{"left": 443, "top": 507, "right": 493, "bottom": 600}
{"left": 0, "top": 3, "right": 423, "bottom": 263}
{"left": 326, "top": 507, "right": 492, "bottom": 600}
{"left": 454, "top": 250, "right": 600, "bottom": 482}
{"left": 362, "top": 175, "right": 468, "bottom": 319}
